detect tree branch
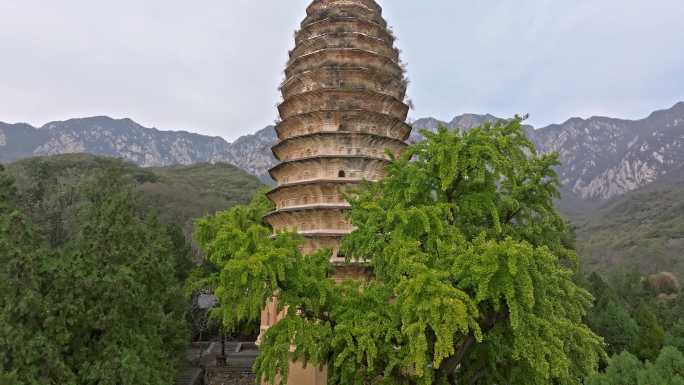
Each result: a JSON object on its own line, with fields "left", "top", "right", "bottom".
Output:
{"left": 504, "top": 207, "right": 522, "bottom": 224}
{"left": 441, "top": 334, "right": 475, "bottom": 381}
{"left": 439, "top": 309, "right": 508, "bottom": 382}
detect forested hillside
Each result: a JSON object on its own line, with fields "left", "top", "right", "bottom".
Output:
{"left": 6, "top": 150, "right": 682, "bottom": 283}
{"left": 574, "top": 165, "right": 684, "bottom": 279}
{"left": 5, "top": 154, "right": 264, "bottom": 242}
{"left": 581, "top": 270, "right": 684, "bottom": 384}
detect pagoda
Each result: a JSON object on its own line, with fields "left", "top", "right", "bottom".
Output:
{"left": 265, "top": 0, "right": 411, "bottom": 264}
{"left": 260, "top": 1, "right": 411, "bottom": 382}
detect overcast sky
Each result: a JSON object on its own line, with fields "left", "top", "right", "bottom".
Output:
{"left": 1, "top": 0, "right": 682, "bottom": 141}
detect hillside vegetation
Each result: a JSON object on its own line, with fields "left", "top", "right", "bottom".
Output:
{"left": 5, "top": 154, "right": 264, "bottom": 243}
{"left": 573, "top": 165, "right": 684, "bottom": 279}
{"left": 142, "top": 162, "right": 265, "bottom": 235}
{"left": 0, "top": 161, "right": 192, "bottom": 385}
{"left": 8, "top": 152, "right": 682, "bottom": 281}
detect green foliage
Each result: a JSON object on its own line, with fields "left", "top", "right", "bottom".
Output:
{"left": 190, "top": 190, "right": 302, "bottom": 330}
{"left": 639, "top": 347, "right": 684, "bottom": 385}
{"left": 582, "top": 269, "right": 684, "bottom": 382}
{"left": 654, "top": 290, "right": 684, "bottom": 333}
{"left": 6, "top": 154, "right": 264, "bottom": 243}
{"left": 587, "top": 351, "right": 643, "bottom": 385}
{"left": 632, "top": 303, "right": 666, "bottom": 362}
{"left": 0, "top": 166, "right": 73, "bottom": 383}
{"left": 573, "top": 166, "right": 684, "bottom": 280}
{"left": 0, "top": 371, "right": 19, "bottom": 385}
{"left": 588, "top": 347, "right": 684, "bottom": 385}
{"left": 588, "top": 299, "right": 639, "bottom": 356}
{"left": 142, "top": 162, "right": 265, "bottom": 237}
{"left": 199, "top": 118, "right": 604, "bottom": 384}
{"left": 0, "top": 164, "right": 190, "bottom": 385}
{"left": 584, "top": 273, "right": 640, "bottom": 356}
{"left": 666, "top": 319, "right": 684, "bottom": 352}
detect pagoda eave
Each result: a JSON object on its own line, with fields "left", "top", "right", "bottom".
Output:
{"left": 275, "top": 109, "right": 412, "bottom": 142}
{"left": 296, "top": 17, "right": 394, "bottom": 46}
{"left": 277, "top": 88, "right": 408, "bottom": 119}
{"left": 266, "top": 178, "right": 363, "bottom": 199}
{"left": 271, "top": 131, "right": 407, "bottom": 162}
{"left": 301, "top": 5, "right": 387, "bottom": 29}
{"left": 285, "top": 48, "right": 403, "bottom": 79}
{"left": 264, "top": 204, "right": 351, "bottom": 221}
{"left": 268, "top": 154, "right": 390, "bottom": 180}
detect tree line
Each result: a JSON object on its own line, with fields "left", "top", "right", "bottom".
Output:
{"left": 582, "top": 270, "right": 684, "bottom": 384}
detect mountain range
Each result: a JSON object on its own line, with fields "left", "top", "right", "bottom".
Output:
{"left": 2, "top": 102, "right": 683, "bottom": 203}
{"left": 0, "top": 117, "right": 277, "bottom": 183}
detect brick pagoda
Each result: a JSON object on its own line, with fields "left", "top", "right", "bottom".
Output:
{"left": 261, "top": 1, "right": 411, "bottom": 383}
{"left": 265, "top": 0, "right": 411, "bottom": 262}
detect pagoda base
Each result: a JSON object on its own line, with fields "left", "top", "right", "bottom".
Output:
{"left": 262, "top": 361, "right": 327, "bottom": 385}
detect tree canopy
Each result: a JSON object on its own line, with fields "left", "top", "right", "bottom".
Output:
{"left": 582, "top": 269, "right": 684, "bottom": 369}
{"left": 196, "top": 118, "right": 605, "bottom": 384}
{"left": 0, "top": 164, "right": 190, "bottom": 385}
{"left": 588, "top": 347, "right": 684, "bottom": 385}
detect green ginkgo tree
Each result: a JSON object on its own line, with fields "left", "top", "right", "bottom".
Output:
{"left": 194, "top": 118, "right": 605, "bottom": 384}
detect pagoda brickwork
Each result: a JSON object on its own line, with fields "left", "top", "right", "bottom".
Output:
{"left": 260, "top": 1, "right": 411, "bottom": 383}
{"left": 265, "top": 0, "right": 411, "bottom": 262}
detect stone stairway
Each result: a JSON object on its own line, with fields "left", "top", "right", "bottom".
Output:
{"left": 175, "top": 341, "right": 211, "bottom": 385}
{"left": 204, "top": 342, "right": 258, "bottom": 385}
{"left": 175, "top": 366, "right": 203, "bottom": 385}
{"left": 224, "top": 342, "right": 259, "bottom": 373}
{"left": 175, "top": 340, "right": 260, "bottom": 385}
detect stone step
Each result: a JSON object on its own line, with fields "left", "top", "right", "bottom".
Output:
{"left": 175, "top": 366, "right": 203, "bottom": 385}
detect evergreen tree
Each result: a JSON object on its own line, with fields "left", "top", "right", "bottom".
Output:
{"left": 1, "top": 166, "right": 190, "bottom": 385}
{"left": 587, "top": 272, "right": 614, "bottom": 302}
{"left": 607, "top": 271, "right": 650, "bottom": 311}
{"left": 584, "top": 273, "right": 639, "bottom": 356}
{"left": 638, "top": 347, "right": 684, "bottom": 385}
{"left": 632, "top": 303, "right": 666, "bottom": 362}
{"left": 0, "top": 165, "right": 75, "bottom": 384}
{"left": 666, "top": 319, "right": 684, "bottom": 352}
{"left": 588, "top": 300, "right": 639, "bottom": 356}
{"left": 589, "top": 347, "right": 684, "bottom": 385}
{"left": 655, "top": 290, "right": 684, "bottom": 332}
{"left": 587, "top": 351, "right": 642, "bottom": 385}
{"left": 198, "top": 119, "right": 605, "bottom": 384}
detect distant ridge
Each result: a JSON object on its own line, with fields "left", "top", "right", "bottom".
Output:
{"left": 0, "top": 116, "right": 276, "bottom": 183}
{"left": 2, "top": 102, "right": 684, "bottom": 200}
{"left": 576, "top": 162, "right": 684, "bottom": 278}
{"left": 4, "top": 153, "right": 264, "bottom": 239}
{"left": 409, "top": 103, "right": 684, "bottom": 202}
